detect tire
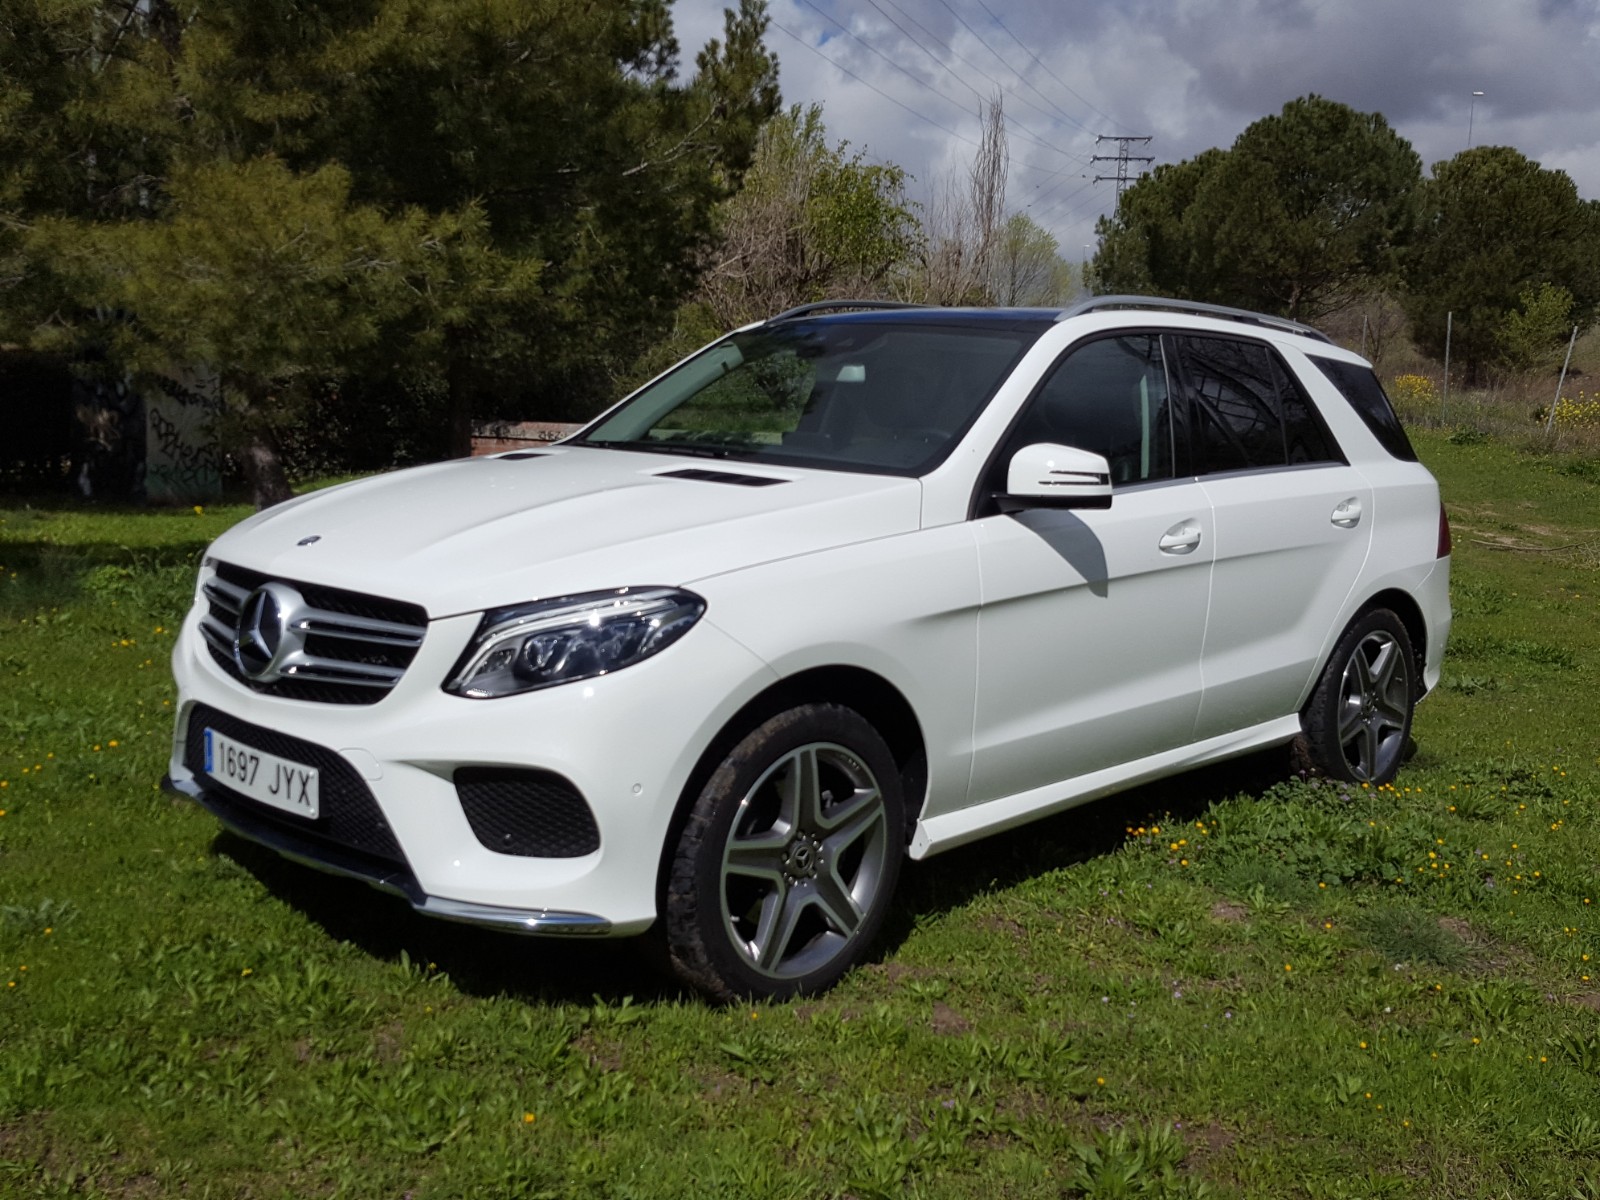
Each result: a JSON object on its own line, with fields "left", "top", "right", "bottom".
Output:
{"left": 665, "top": 704, "right": 905, "bottom": 1002}
{"left": 1302, "top": 609, "right": 1416, "bottom": 784}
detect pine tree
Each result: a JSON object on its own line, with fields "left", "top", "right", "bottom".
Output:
{"left": 6, "top": 0, "right": 779, "bottom": 505}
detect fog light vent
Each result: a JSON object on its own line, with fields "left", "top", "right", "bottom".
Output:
{"left": 455, "top": 768, "right": 600, "bottom": 858}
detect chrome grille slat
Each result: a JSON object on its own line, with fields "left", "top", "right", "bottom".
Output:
{"left": 199, "top": 614, "right": 235, "bottom": 654}
{"left": 204, "top": 576, "right": 249, "bottom": 609}
{"left": 295, "top": 613, "right": 425, "bottom": 649}
{"left": 280, "top": 653, "right": 404, "bottom": 687}
{"left": 202, "top": 562, "right": 428, "bottom": 705}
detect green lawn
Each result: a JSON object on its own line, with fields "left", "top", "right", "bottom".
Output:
{"left": 3, "top": 432, "right": 1599, "bottom": 1199}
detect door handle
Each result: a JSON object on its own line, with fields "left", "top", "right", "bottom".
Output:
{"left": 1331, "top": 497, "right": 1362, "bottom": 529}
{"left": 1158, "top": 518, "right": 1203, "bottom": 555}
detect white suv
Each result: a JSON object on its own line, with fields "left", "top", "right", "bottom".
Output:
{"left": 165, "top": 296, "right": 1451, "bottom": 1000}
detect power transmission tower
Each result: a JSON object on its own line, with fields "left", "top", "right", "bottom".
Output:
{"left": 1092, "top": 135, "right": 1154, "bottom": 199}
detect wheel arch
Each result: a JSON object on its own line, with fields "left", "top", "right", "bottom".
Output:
{"left": 654, "top": 665, "right": 928, "bottom": 912}
{"left": 1354, "top": 588, "right": 1428, "bottom": 696}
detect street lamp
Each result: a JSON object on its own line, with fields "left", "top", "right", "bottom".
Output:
{"left": 1468, "top": 90, "right": 1485, "bottom": 148}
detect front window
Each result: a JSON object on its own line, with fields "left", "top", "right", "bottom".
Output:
{"left": 579, "top": 320, "right": 1043, "bottom": 475}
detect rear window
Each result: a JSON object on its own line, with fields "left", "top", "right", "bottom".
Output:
{"left": 1307, "top": 357, "right": 1418, "bottom": 462}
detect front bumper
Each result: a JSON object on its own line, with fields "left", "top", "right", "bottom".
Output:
{"left": 163, "top": 771, "right": 613, "bottom": 934}
{"left": 168, "top": 600, "right": 777, "bottom": 937}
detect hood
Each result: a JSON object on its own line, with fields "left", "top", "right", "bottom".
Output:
{"left": 209, "top": 447, "right": 923, "bottom": 617}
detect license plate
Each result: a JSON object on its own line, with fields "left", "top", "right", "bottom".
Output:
{"left": 203, "top": 728, "right": 320, "bottom": 820}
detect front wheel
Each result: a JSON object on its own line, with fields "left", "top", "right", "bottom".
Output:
{"left": 1302, "top": 609, "right": 1416, "bottom": 784}
{"left": 665, "top": 704, "right": 904, "bottom": 1001}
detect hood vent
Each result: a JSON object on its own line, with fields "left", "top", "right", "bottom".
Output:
{"left": 656, "top": 468, "right": 786, "bottom": 488}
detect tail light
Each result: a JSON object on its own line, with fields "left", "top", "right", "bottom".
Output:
{"left": 1437, "top": 504, "right": 1452, "bottom": 558}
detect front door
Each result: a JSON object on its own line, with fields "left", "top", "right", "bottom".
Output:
{"left": 967, "top": 331, "right": 1214, "bottom": 808}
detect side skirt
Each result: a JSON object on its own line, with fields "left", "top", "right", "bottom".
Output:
{"left": 908, "top": 715, "right": 1301, "bottom": 859}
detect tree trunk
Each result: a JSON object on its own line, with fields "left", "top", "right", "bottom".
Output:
{"left": 241, "top": 428, "right": 293, "bottom": 510}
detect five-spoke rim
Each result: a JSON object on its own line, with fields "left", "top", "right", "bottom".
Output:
{"left": 1336, "top": 630, "right": 1412, "bottom": 781}
{"left": 718, "top": 742, "right": 891, "bottom": 980}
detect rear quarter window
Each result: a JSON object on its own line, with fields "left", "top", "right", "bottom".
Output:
{"left": 1307, "top": 357, "right": 1419, "bottom": 463}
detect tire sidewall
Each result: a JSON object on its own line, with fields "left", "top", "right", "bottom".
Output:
{"left": 1304, "top": 608, "right": 1416, "bottom": 784}
{"left": 667, "top": 703, "right": 905, "bottom": 1002}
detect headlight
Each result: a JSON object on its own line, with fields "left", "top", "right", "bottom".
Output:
{"left": 445, "top": 587, "right": 706, "bottom": 699}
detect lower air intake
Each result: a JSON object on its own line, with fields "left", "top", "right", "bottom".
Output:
{"left": 455, "top": 768, "right": 601, "bottom": 858}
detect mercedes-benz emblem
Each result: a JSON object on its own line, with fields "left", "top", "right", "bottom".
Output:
{"left": 233, "top": 582, "right": 308, "bottom": 683}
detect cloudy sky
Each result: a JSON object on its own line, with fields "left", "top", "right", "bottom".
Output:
{"left": 672, "top": 0, "right": 1600, "bottom": 265}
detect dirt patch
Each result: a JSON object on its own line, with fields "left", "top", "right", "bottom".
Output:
{"left": 1183, "top": 1119, "right": 1237, "bottom": 1163}
{"left": 0, "top": 1116, "right": 42, "bottom": 1160}
{"left": 977, "top": 914, "right": 1027, "bottom": 939}
{"left": 370, "top": 1020, "right": 406, "bottom": 1063}
{"left": 929, "top": 1001, "right": 971, "bottom": 1035}
{"left": 1209, "top": 901, "right": 1249, "bottom": 923}
{"left": 874, "top": 961, "right": 939, "bottom": 984}
{"left": 1571, "top": 992, "right": 1600, "bottom": 1012}
{"left": 694, "top": 1064, "right": 750, "bottom": 1100}
{"left": 571, "top": 1030, "right": 626, "bottom": 1073}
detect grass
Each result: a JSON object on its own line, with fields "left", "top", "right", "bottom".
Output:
{"left": 3, "top": 432, "right": 1600, "bottom": 1199}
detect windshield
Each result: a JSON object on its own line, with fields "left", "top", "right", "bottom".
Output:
{"left": 578, "top": 320, "right": 1044, "bottom": 475}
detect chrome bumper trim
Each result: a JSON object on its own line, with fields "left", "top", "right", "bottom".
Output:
{"left": 418, "top": 896, "right": 611, "bottom": 935}
{"left": 164, "top": 773, "right": 613, "bottom": 937}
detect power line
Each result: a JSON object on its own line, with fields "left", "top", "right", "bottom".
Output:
{"left": 975, "top": 0, "right": 1131, "bottom": 135}
{"left": 866, "top": 0, "right": 1097, "bottom": 152}
{"left": 1027, "top": 174, "right": 1100, "bottom": 224}
{"left": 929, "top": 0, "right": 1096, "bottom": 136}
{"left": 768, "top": 18, "right": 988, "bottom": 153}
{"left": 805, "top": 0, "right": 982, "bottom": 105}
{"left": 797, "top": 1, "right": 1090, "bottom": 166}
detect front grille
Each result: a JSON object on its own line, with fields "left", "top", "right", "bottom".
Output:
{"left": 201, "top": 561, "right": 428, "bottom": 705}
{"left": 184, "top": 704, "right": 406, "bottom": 865}
{"left": 455, "top": 767, "right": 601, "bottom": 858}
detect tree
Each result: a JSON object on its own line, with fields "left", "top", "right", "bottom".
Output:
{"left": 1094, "top": 96, "right": 1420, "bottom": 320}
{"left": 305, "top": 0, "right": 780, "bottom": 448}
{"left": 7, "top": 0, "right": 781, "bottom": 504}
{"left": 989, "top": 212, "right": 1074, "bottom": 306}
{"left": 1497, "top": 282, "right": 1575, "bottom": 376}
{"left": 1403, "top": 147, "right": 1600, "bottom": 382}
{"left": 693, "top": 105, "right": 919, "bottom": 329}
{"left": 1092, "top": 151, "right": 1225, "bottom": 299}
{"left": 36, "top": 159, "right": 502, "bottom": 503}
{"left": 911, "top": 96, "right": 1009, "bottom": 306}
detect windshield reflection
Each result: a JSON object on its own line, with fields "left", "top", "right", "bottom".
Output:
{"left": 580, "top": 320, "right": 1044, "bottom": 476}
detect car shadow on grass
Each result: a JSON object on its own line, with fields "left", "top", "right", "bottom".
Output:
{"left": 881, "top": 746, "right": 1293, "bottom": 956}
{"left": 212, "top": 746, "right": 1294, "bottom": 1007}
{"left": 212, "top": 831, "right": 687, "bottom": 1006}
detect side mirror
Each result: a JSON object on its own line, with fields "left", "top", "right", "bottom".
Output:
{"left": 1002, "top": 443, "right": 1113, "bottom": 510}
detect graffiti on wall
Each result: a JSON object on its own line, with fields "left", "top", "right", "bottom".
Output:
{"left": 144, "top": 369, "right": 224, "bottom": 503}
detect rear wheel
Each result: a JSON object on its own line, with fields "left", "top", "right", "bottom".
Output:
{"left": 665, "top": 704, "right": 904, "bottom": 1001}
{"left": 1302, "top": 609, "right": 1416, "bottom": 784}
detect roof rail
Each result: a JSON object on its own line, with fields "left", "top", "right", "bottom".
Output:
{"left": 765, "top": 299, "right": 927, "bottom": 322}
{"left": 1057, "top": 294, "right": 1334, "bottom": 345}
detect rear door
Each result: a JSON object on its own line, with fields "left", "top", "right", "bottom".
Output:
{"left": 1177, "top": 334, "right": 1373, "bottom": 739}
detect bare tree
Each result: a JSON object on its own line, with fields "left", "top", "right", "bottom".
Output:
{"left": 903, "top": 96, "right": 1008, "bottom": 306}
